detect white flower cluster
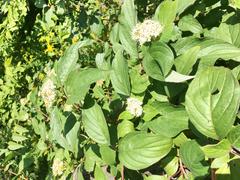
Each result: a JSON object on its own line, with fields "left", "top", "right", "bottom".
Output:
{"left": 126, "top": 97, "right": 143, "bottom": 117}
{"left": 132, "top": 19, "right": 163, "bottom": 45}
{"left": 52, "top": 159, "right": 65, "bottom": 177}
{"left": 39, "top": 79, "right": 56, "bottom": 108}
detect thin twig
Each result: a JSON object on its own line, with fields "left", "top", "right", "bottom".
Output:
{"left": 121, "top": 166, "right": 124, "bottom": 180}
{"left": 179, "top": 158, "right": 187, "bottom": 178}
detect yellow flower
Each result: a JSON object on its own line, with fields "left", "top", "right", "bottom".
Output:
{"left": 72, "top": 36, "right": 79, "bottom": 44}
{"left": 45, "top": 43, "right": 54, "bottom": 53}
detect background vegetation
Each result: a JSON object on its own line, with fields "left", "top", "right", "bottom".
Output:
{"left": 0, "top": 0, "right": 240, "bottom": 179}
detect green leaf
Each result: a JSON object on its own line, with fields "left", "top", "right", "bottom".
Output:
{"left": 205, "top": 15, "right": 240, "bottom": 48}
{"left": 110, "top": 51, "right": 131, "bottom": 96}
{"left": 119, "top": 132, "right": 172, "bottom": 170}
{"left": 201, "top": 139, "right": 232, "bottom": 158}
{"left": 130, "top": 67, "right": 150, "bottom": 94}
{"left": 180, "top": 140, "right": 209, "bottom": 177}
{"left": 119, "top": 25, "right": 138, "bottom": 58}
{"left": 211, "top": 154, "right": 230, "bottom": 169}
{"left": 50, "top": 108, "right": 70, "bottom": 149}
{"left": 173, "top": 37, "right": 240, "bottom": 61}
{"left": 173, "top": 133, "right": 189, "bottom": 147}
{"left": 148, "top": 109, "right": 189, "bottom": 137}
{"left": 65, "top": 121, "right": 80, "bottom": 157}
{"left": 12, "top": 133, "right": 27, "bottom": 142}
{"left": 227, "top": 125, "right": 240, "bottom": 149}
{"left": 8, "top": 141, "right": 24, "bottom": 150}
{"left": 100, "top": 145, "right": 116, "bottom": 165}
{"left": 186, "top": 67, "right": 240, "bottom": 140}
{"left": 82, "top": 102, "right": 110, "bottom": 145}
{"left": 143, "top": 42, "right": 174, "bottom": 81}
{"left": 34, "top": 0, "right": 46, "bottom": 8}
{"left": 117, "top": 0, "right": 138, "bottom": 58}
{"left": 165, "top": 71, "right": 194, "bottom": 83}
{"left": 143, "top": 103, "right": 159, "bottom": 122}
{"left": 84, "top": 145, "right": 102, "bottom": 172}
{"left": 176, "top": 0, "right": 196, "bottom": 15}
{"left": 64, "top": 68, "right": 105, "bottom": 104}
{"left": 178, "top": 15, "right": 203, "bottom": 34}
{"left": 117, "top": 120, "right": 135, "bottom": 138}
{"left": 230, "top": 0, "right": 240, "bottom": 9}
{"left": 144, "top": 175, "right": 168, "bottom": 180}
{"left": 160, "top": 150, "right": 178, "bottom": 176}
{"left": 14, "top": 124, "right": 28, "bottom": 134}
{"left": 118, "top": 0, "right": 137, "bottom": 30}
{"left": 118, "top": 111, "right": 134, "bottom": 120}
{"left": 175, "top": 46, "right": 200, "bottom": 75}
{"left": 55, "top": 40, "right": 92, "bottom": 84}
{"left": 154, "top": 0, "right": 177, "bottom": 41}
{"left": 95, "top": 53, "right": 110, "bottom": 71}
{"left": 232, "top": 65, "right": 240, "bottom": 80}
{"left": 94, "top": 165, "right": 107, "bottom": 180}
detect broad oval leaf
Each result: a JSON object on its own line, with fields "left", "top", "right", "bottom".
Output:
{"left": 178, "top": 15, "right": 202, "bottom": 34}
{"left": 175, "top": 46, "right": 200, "bottom": 75}
{"left": 110, "top": 50, "right": 131, "bottom": 96}
{"left": 148, "top": 109, "right": 189, "bottom": 137}
{"left": 55, "top": 40, "right": 92, "bottom": 84}
{"left": 82, "top": 102, "right": 110, "bottom": 145}
{"left": 64, "top": 68, "right": 105, "bottom": 104}
{"left": 173, "top": 37, "right": 240, "bottom": 61}
{"left": 117, "top": 120, "right": 135, "bottom": 138}
{"left": 119, "top": 24, "right": 138, "bottom": 58}
{"left": 154, "top": 0, "right": 177, "bottom": 41}
{"left": 119, "top": 132, "right": 172, "bottom": 170}
{"left": 186, "top": 67, "right": 240, "bottom": 140}
{"left": 201, "top": 139, "right": 232, "bottom": 158}
{"left": 180, "top": 140, "right": 209, "bottom": 177}
{"left": 118, "top": 0, "right": 137, "bottom": 30}
{"left": 227, "top": 125, "right": 240, "bottom": 149}
{"left": 143, "top": 42, "right": 174, "bottom": 81}
{"left": 118, "top": 0, "right": 138, "bottom": 58}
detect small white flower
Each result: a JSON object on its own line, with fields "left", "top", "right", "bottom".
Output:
{"left": 52, "top": 159, "right": 65, "bottom": 177}
{"left": 126, "top": 97, "right": 143, "bottom": 117}
{"left": 20, "top": 98, "right": 28, "bottom": 106}
{"left": 39, "top": 79, "right": 56, "bottom": 108}
{"left": 132, "top": 19, "right": 163, "bottom": 45}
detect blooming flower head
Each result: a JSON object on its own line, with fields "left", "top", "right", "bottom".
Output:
{"left": 126, "top": 97, "right": 143, "bottom": 117}
{"left": 39, "top": 79, "right": 56, "bottom": 108}
{"left": 52, "top": 159, "right": 65, "bottom": 177}
{"left": 131, "top": 19, "right": 163, "bottom": 45}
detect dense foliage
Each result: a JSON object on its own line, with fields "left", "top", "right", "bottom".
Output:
{"left": 1, "top": 0, "right": 240, "bottom": 179}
